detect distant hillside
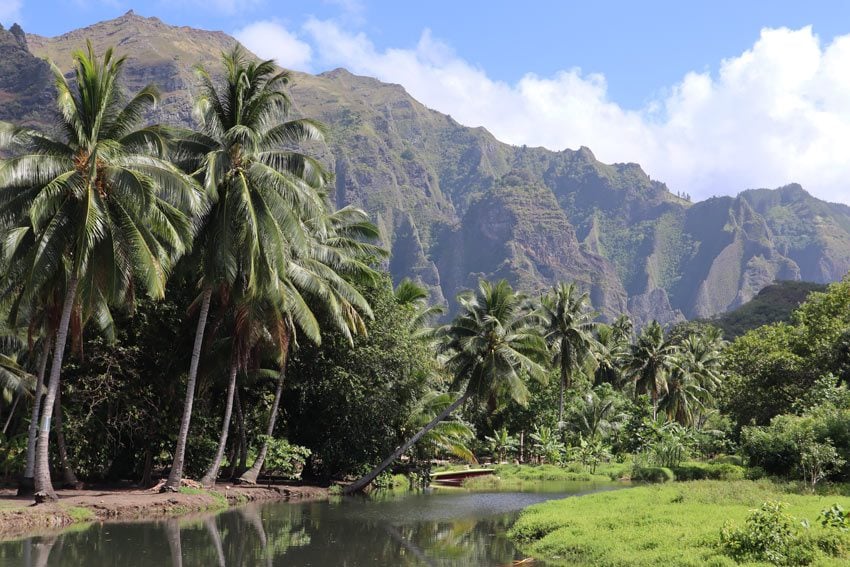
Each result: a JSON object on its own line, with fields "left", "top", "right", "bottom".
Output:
{"left": 705, "top": 281, "right": 828, "bottom": 339}
{"left": 1, "top": 11, "right": 849, "bottom": 324}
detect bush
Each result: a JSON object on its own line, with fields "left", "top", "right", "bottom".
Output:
{"left": 672, "top": 462, "right": 745, "bottom": 481}
{"left": 632, "top": 466, "right": 674, "bottom": 483}
{"left": 742, "top": 411, "right": 847, "bottom": 485}
{"left": 710, "top": 454, "right": 744, "bottom": 466}
{"left": 720, "top": 501, "right": 816, "bottom": 565}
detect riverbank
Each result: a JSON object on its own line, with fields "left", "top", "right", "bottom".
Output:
{"left": 509, "top": 480, "right": 850, "bottom": 566}
{"left": 0, "top": 483, "right": 327, "bottom": 539}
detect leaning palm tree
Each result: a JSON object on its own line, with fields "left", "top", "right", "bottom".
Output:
{"left": 0, "top": 43, "right": 199, "bottom": 501}
{"left": 624, "top": 320, "right": 678, "bottom": 420}
{"left": 344, "top": 279, "right": 548, "bottom": 494}
{"left": 163, "top": 46, "right": 329, "bottom": 491}
{"left": 237, "top": 206, "right": 381, "bottom": 485}
{"left": 539, "top": 282, "right": 599, "bottom": 423}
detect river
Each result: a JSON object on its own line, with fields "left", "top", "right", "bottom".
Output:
{"left": 0, "top": 481, "right": 623, "bottom": 566}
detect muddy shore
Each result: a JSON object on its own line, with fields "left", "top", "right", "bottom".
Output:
{"left": 0, "top": 483, "right": 328, "bottom": 539}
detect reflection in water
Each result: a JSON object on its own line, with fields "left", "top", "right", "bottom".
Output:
{"left": 0, "top": 481, "right": 623, "bottom": 566}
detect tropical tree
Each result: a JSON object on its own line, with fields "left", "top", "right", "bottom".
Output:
{"left": 394, "top": 278, "right": 445, "bottom": 338}
{"left": 529, "top": 424, "right": 564, "bottom": 464}
{"left": 236, "top": 205, "right": 381, "bottom": 485}
{"left": 0, "top": 43, "right": 199, "bottom": 501}
{"left": 344, "top": 279, "right": 547, "bottom": 493}
{"left": 163, "top": 46, "right": 329, "bottom": 491}
{"left": 485, "top": 427, "right": 518, "bottom": 463}
{"left": 660, "top": 331, "right": 725, "bottom": 426}
{"left": 625, "top": 321, "right": 678, "bottom": 420}
{"left": 539, "top": 282, "right": 598, "bottom": 423}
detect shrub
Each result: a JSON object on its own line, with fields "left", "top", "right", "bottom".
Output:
{"left": 710, "top": 454, "right": 744, "bottom": 466}
{"left": 631, "top": 466, "right": 674, "bottom": 483}
{"left": 720, "top": 501, "right": 816, "bottom": 566}
{"left": 672, "top": 462, "right": 745, "bottom": 481}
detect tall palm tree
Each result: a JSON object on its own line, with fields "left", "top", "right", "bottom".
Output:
{"left": 0, "top": 43, "right": 199, "bottom": 501}
{"left": 625, "top": 320, "right": 678, "bottom": 420}
{"left": 237, "top": 206, "right": 381, "bottom": 485}
{"left": 344, "top": 279, "right": 548, "bottom": 494}
{"left": 660, "top": 331, "right": 725, "bottom": 426}
{"left": 539, "top": 282, "right": 598, "bottom": 423}
{"left": 163, "top": 46, "right": 329, "bottom": 491}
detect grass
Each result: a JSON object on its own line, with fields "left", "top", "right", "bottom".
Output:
{"left": 178, "top": 486, "right": 228, "bottom": 510}
{"left": 509, "top": 480, "right": 850, "bottom": 566}
{"left": 63, "top": 506, "right": 95, "bottom": 523}
{"left": 457, "top": 463, "right": 622, "bottom": 489}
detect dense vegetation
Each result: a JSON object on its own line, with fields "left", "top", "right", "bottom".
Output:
{"left": 0, "top": 41, "right": 849, "bottom": 567}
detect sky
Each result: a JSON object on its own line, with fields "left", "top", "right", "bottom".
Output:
{"left": 6, "top": 0, "right": 850, "bottom": 204}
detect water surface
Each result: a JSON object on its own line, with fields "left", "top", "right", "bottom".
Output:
{"left": 0, "top": 481, "right": 622, "bottom": 566}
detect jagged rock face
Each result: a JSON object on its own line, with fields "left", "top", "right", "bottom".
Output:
{"left": 3, "top": 12, "right": 848, "bottom": 324}
{"left": 0, "top": 25, "right": 52, "bottom": 126}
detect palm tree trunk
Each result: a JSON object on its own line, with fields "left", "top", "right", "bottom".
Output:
{"left": 558, "top": 360, "right": 568, "bottom": 423}
{"left": 164, "top": 288, "right": 212, "bottom": 492}
{"left": 239, "top": 347, "right": 288, "bottom": 484}
{"left": 237, "top": 393, "right": 248, "bottom": 471}
{"left": 2, "top": 389, "right": 22, "bottom": 435}
{"left": 34, "top": 275, "right": 78, "bottom": 502}
{"left": 344, "top": 389, "right": 470, "bottom": 495}
{"left": 19, "top": 342, "right": 49, "bottom": 495}
{"left": 200, "top": 359, "right": 238, "bottom": 488}
{"left": 53, "top": 389, "right": 79, "bottom": 488}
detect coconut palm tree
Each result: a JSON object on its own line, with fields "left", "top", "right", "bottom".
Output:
{"left": 163, "top": 46, "right": 329, "bottom": 491}
{"left": 237, "top": 206, "right": 381, "bottom": 485}
{"left": 394, "top": 278, "right": 445, "bottom": 337}
{"left": 344, "top": 279, "right": 548, "bottom": 494}
{"left": 660, "top": 331, "right": 725, "bottom": 426}
{"left": 0, "top": 43, "right": 200, "bottom": 501}
{"left": 624, "top": 320, "right": 678, "bottom": 420}
{"left": 539, "top": 282, "right": 599, "bottom": 423}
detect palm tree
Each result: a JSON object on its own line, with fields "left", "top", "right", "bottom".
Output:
{"left": 344, "top": 279, "right": 548, "bottom": 494}
{"left": 236, "top": 205, "right": 381, "bottom": 485}
{"left": 163, "top": 46, "right": 329, "bottom": 491}
{"left": 624, "top": 320, "right": 678, "bottom": 420}
{"left": 660, "top": 331, "right": 725, "bottom": 426}
{"left": 394, "top": 278, "right": 445, "bottom": 337}
{"left": 0, "top": 43, "right": 199, "bottom": 501}
{"left": 539, "top": 283, "right": 598, "bottom": 423}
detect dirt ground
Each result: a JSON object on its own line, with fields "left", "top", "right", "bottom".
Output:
{"left": 0, "top": 482, "right": 328, "bottom": 539}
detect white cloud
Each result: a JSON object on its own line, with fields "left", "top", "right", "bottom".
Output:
{"left": 298, "top": 19, "right": 850, "bottom": 204}
{"left": 0, "top": 0, "right": 22, "bottom": 23}
{"left": 234, "top": 20, "right": 313, "bottom": 71}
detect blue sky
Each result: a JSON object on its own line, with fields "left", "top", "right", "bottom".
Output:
{"left": 7, "top": 1, "right": 850, "bottom": 203}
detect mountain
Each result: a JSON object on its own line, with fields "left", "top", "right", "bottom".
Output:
{"left": 703, "top": 280, "right": 828, "bottom": 339}
{"left": 4, "top": 11, "right": 850, "bottom": 324}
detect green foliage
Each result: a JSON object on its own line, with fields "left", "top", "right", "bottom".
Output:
{"left": 510, "top": 480, "right": 850, "bottom": 566}
{"left": 284, "top": 275, "right": 434, "bottom": 478}
{"left": 262, "top": 438, "right": 311, "bottom": 479}
{"left": 741, "top": 407, "right": 850, "bottom": 485}
{"left": 720, "top": 501, "right": 816, "bottom": 565}
{"left": 671, "top": 462, "right": 745, "bottom": 481}
{"left": 631, "top": 466, "right": 675, "bottom": 483}
{"left": 707, "top": 281, "right": 827, "bottom": 339}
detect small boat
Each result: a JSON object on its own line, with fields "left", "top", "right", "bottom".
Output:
{"left": 430, "top": 468, "right": 495, "bottom": 486}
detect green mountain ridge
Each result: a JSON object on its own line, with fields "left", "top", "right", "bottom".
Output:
{"left": 3, "top": 11, "right": 850, "bottom": 324}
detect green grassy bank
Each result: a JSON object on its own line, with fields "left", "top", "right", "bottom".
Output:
{"left": 509, "top": 480, "right": 850, "bottom": 566}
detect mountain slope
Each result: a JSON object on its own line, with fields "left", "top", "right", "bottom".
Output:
{"left": 6, "top": 11, "right": 849, "bottom": 323}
